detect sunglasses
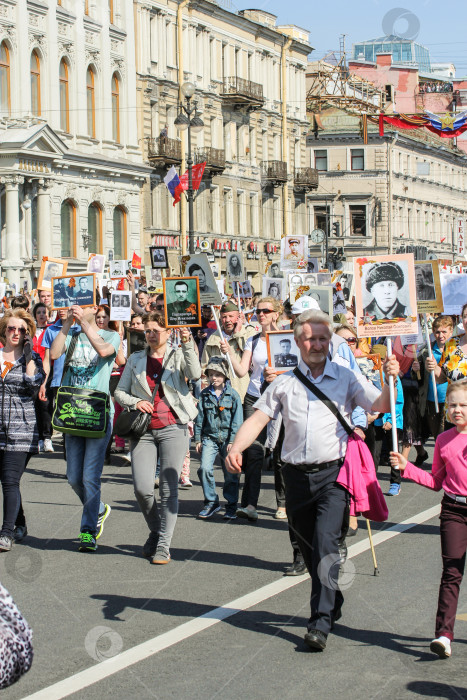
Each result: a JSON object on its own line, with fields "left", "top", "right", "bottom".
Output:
{"left": 6, "top": 326, "right": 26, "bottom": 334}
{"left": 345, "top": 337, "right": 357, "bottom": 344}
{"left": 256, "top": 308, "right": 275, "bottom": 315}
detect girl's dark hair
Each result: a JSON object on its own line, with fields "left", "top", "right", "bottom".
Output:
{"left": 32, "top": 302, "right": 48, "bottom": 320}
{"left": 97, "top": 304, "right": 118, "bottom": 331}
{"left": 461, "top": 302, "right": 467, "bottom": 318}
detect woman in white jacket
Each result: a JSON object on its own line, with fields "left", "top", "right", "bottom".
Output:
{"left": 115, "top": 313, "right": 200, "bottom": 565}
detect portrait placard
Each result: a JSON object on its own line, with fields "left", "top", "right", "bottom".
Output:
{"left": 180, "top": 253, "right": 221, "bottom": 305}
{"left": 51, "top": 273, "right": 96, "bottom": 310}
{"left": 334, "top": 272, "right": 355, "bottom": 302}
{"left": 144, "top": 266, "right": 164, "bottom": 293}
{"left": 307, "top": 257, "right": 319, "bottom": 273}
{"left": 280, "top": 235, "right": 307, "bottom": 271}
{"left": 302, "top": 285, "right": 333, "bottom": 316}
{"left": 109, "top": 260, "right": 129, "bottom": 279}
{"left": 353, "top": 253, "right": 418, "bottom": 338}
{"left": 262, "top": 277, "right": 284, "bottom": 301}
{"left": 126, "top": 328, "right": 146, "bottom": 356}
{"left": 110, "top": 291, "right": 132, "bottom": 321}
{"left": 440, "top": 273, "right": 467, "bottom": 315}
{"left": 266, "top": 260, "right": 284, "bottom": 279}
{"left": 316, "top": 272, "right": 332, "bottom": 286}
{"left": 414, "top": 260, "right": 444, "bottom": 313}
{"left": 356, "top": 354, "right": 383, "bottom": 388}
{"left": 87, "top": 254, "right": 106, "bottom": 275}
{"left": 149, "top": 246, "right": 169, "bottom": 270}
{"left": 333, "top": 283, "right": 347, "bottom": 315}
{"left": 38, "top": 257, "right": 68, "bottom": 291}
{"left": 163, "top": 276, "right": 201, "bottom": 328}
{"left": 232, "top": 280, "right": 252, "bottom": 299}
{"left": 226, "top": 252, "right": 245, "bottom": 282}
{"left": 266, "top": 330, "right": 300, "bottom": 373}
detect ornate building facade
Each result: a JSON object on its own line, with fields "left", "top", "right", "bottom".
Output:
{"left": 0, "top": 0, "right": 149, "bottom": 289}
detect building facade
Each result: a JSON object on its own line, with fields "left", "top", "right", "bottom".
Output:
{"left": 134, "top": 1, "right": 316, "bottom": 284}
{"left": 0, "top": 0, "right": 149, "bottom": 289}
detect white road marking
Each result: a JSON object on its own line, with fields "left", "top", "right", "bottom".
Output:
{"left": 23, "top": 504, "right": 440, "bottom": 700}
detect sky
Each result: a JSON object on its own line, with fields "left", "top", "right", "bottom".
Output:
{"left": 235, "top": 0, "right": 467, "bottom": 76}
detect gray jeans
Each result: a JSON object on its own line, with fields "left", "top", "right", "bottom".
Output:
{"left": 130, "top": 424, "right": 189, "bottom": 550}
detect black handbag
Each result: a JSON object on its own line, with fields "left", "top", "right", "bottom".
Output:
{"left": 114, "top": 380, "right": 160, "bottom": 440}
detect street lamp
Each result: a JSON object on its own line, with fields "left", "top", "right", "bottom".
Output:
{"left": 175, "top": 81, "right": 204, "bottom": 254}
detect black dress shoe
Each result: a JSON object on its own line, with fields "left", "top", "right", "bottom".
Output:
{"left": 304, "top": 629, "right": 327, "bottom": 651}
{"left": 284, "top": 559, "right": 307, "bottom": 576}
{"left": 346, "top": 526, "right": 358, "bottom": 538}
{"left": 414, "top": 450, "right": 429, "bottom": 467}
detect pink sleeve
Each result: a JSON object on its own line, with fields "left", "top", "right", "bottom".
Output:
{"left": 402, "top": 440, "right": 446, "bottom": 491}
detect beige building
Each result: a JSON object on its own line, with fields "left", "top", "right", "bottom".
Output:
{"left": 307, "top": 109, "right": 467, "bottom": 264}
{"left": 134, "top": 2, "right": 318, "bottom": 285}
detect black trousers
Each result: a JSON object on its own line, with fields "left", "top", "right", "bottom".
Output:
{"left": 240, "top": 394, "right": 266, "bottom": 508}
{"left": 35, "top": 395, "right": 52, "bottom": 441}
{"left": 0, "top": 451, "right": 30, "bottom": 537}
{"left": 282, "top": 462, "right": 349, "bottom": 635}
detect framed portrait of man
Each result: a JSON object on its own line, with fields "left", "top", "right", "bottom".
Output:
{"left": 268, "top": 260, "right": 284, "bottom": 279}
{"left": 414, "top": 260, "right": 444, "bottom": 313}
{"left": 109, "top": 260, "right": 129, "bottom": 279}
{"left": 307, "top": 257, "right": 319, "bottom": 274}
{"left": 226, "top": 252, "right": 245, "bottom": 282}
{"left": 163, "top": 276, "right": 201, "bottom": 328}
{"left": 38, "top": 257, "right": 68, "bottom": 291}
{"left": 87, "top": 254, "right": 106, "bottom": 275}
{"left": 51, "top": 274, "right": 96, "bottom": 310}
{"left": 336, "top": 272, "right": 355, "bottom": 303}
{"left": 440, "top": 272, "right": 467, "bottom": 315}
{"left": 280, "top": 235, "right": 307, "bottom": 271}
{"left": 266, "top": 330, "right": 300, "bottom": 373}
{"left": 262, "top": 277, "right": 284, "bottom": 301}
{"left": 110, "top": 291, "right": 132, "bottom": 321}
{"left": 180, "top": 253, "right": 222, "bottom": 305}
{"left": 353, "top": 253, "right": 418, "bottom": 338}
{"left": 302, "top": 285, "right": 333, "bottom": 316}
{"left": 149, "top": 246, "right": 169, "bottom": 270}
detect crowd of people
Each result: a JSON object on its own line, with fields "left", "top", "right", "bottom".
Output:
{"left": 0, "top": 264, "right": 466, "bottom": 688}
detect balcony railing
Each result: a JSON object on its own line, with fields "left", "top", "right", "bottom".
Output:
{"left": 294, "top": 167, "right": 319, "bottom": 190}
{"left": 195, "top": 147, "right": 226, "bottom": 174}
{"left": 221, "top": 77, "right": 264, "bottom": 108}
{"left": 260, "top": 160, "right": 288, "bottom": 185}
{"left": 147, "top": 136, "right": 182, "bottom": 165}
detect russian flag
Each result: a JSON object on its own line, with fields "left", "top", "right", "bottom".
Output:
{"left": 164, "top": 166, "right": 184, "bottom": 206}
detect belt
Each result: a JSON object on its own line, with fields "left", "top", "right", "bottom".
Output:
{"left": 445, "top": 492, "right": 467, "bottom": 505}
{"left": 287, "top": 459, "right": 344, "bottom": 474}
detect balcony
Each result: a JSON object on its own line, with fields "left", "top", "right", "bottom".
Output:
{"left": 294, "top": 167, "right": 319, "bottom": 191}
{"left": 195, "top": 147, "right": 226, "bottom": 174}
{"left": 147, "top": 136, "right": 182, "bottom": 166}
{"left": 260, "top": 160, "right": 288, "bottom": 186}
{"left": 221, "top": 77, "right": 264, "bottom": 109}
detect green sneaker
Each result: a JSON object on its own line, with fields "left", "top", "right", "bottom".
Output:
{"left": 96, "top": 504, "right": 111, "bottom": 540}
{"left": 79, "top": 532, "right": 97, "bottom": 552}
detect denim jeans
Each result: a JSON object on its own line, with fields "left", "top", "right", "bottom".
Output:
{"left": 65, "top": 421, "right": 111, "bottom": 535}
{"left": 197, "top": 437, "right": 239, "bottom": 513}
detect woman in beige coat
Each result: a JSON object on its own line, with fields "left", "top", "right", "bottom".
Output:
{"left": 115, "top": 312, "right": 200, "bottom": 565}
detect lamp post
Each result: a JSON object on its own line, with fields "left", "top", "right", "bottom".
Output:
{"left": 174, "top": 81, "right": 204, "bottom": 255}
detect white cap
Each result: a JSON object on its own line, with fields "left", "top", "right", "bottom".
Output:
{"left": 291, "top": 296, "right": 320, "bottom": 315}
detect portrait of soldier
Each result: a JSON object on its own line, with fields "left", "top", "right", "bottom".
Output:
{"left": 274, "top": 337, "right": 298, "bottom": 368}
{"left": 363, "top": 262, "right": 409, "bottom": 320}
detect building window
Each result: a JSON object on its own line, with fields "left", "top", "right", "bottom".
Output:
{"left": 59, "top": 59, "right": 70, "bottom": 132}
{"left": 109, "top": 0, "right": 114, "bottom": 24}
{"left": 349, "top": 205, "right": 367, "bottom": 236}
{"left": 30, "top": 51, "right": 41, "bottom": 116}
{"left": 314, "top": 205, "right": 330, "bottom": 235}
{"left": 60, "top": 200, "right": 76, "bottom": 257}
{"left": 0, "top": 42, "right": 10, "bottom": 115}
{"left": 350, "top": 148, "right": 364, "bottom": 171}
{"left": 88, "top": 202, "right": 102, "bottom": 254}
{"left": 111, "top": 73, "right": 120, "bottom": 142}
{"left": 314, "top": 150, "right": 328, "bottom": 172}
{"left": 86, "top": 66, "right": 95, "bottom": 138}
{"left": 113, "top": 206, "right": 126, "bottom": 259}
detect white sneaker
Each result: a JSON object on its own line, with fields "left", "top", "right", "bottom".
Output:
{"left": 43, "top": 439, "right": 54, "bottom": 453}
{"left": 430, "top": 636, "right": 451, "bottom": 658}
{"left": 38, "top": 440, "right": 44, "bottom": 452}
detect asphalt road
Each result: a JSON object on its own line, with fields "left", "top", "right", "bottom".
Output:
{"left": 1, "top": 437, "right": 467, "bottom": 700}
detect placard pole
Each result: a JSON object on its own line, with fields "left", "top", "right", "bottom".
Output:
{"left": 386, "top": 337, "right": 399, "bottom": 455}
{"left": 211, "top": 305, "right": 235, "bottom": 377}
{"left": 423, "top": 313, "right": 439, "bottom": 413}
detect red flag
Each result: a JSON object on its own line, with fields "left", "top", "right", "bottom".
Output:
{"left": 132, "top": 252, "right": 141, "bottom": 269}
{"left": 117, "top": 278, "right": 126, "bottom": 291}
{"left": 179, "top": 162, "right": 206, "bottom": 192}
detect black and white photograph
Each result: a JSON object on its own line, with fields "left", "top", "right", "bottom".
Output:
{"left": 268, "top": 261, "right": 284, "bottom": 279}
{"left": 127, "top": 328, "right": 146, "bottom": 355}
{"left": 38, "top": 257, "right": 68, "bottom": 290}
{"left": 307, "top": 257, "right": 319, "bottom": 273}
{"left": 51, "top": 274, "right": 96, "bottom": 310}
{"left": 87, "top": 254, "right": 106, "bottom": 275}
{"left": 302, "top": 285, "right": 333, "bottom": 316}
{"left": 355, "top": 354, "right": 383, "bottom": 388}
{"left": 266, "top": 330, "right": 300, "bottom": 373}
{"left": 211, "top": 262, "right": 220, "bottom": 278}
{"left": 414, "top": 260, "right": 444, "bottom": 313}
{"left": 109, "top": 259, "right": 129, "bottom": 279}
{"left": 226, "top": 252, "right": 245, "bottom": 282}
{"left": 110, "top": 291, "right": 132, "bottom": 321}
{"left": 333, "top": 283, "right": 347, "bottom": 314}
{"left": 181, "top": 253, "right": 222, "bottom": 305}
{"left": 336, "top": 272, "right": 354, "bottom": 302}
{"left": 262, "top": 277, "right": 284, "bottom": 300}
{"left": 150, "top": 246, "right": 169, "bottom": 269}
{"left": 163, "top": 276, "right": 201, "bottom": 328}
{"left": 440, "top": 272, "right": 467, "bottom": 315}
{"left": 233, "top": 280, "right": 252, "bottom": 299}
{"left": 316, "top": 272, "right": 332, "bottom": 286}
{"left": 354, "top": 253, "right": 418, "bottom": 338}
{"left": 144, "top": 266, "right": 164, "bottom": 292}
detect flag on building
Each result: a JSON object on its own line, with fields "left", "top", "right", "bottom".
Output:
{"left": 179, "top": 162, "right": 206, "bottom": 191}
{"left": 164, "top": 166, "right": 184, "bottom": 206}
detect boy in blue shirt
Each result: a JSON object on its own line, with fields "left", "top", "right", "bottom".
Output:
{"left": 195, "top": 357, "right": 243, "bottom": 519}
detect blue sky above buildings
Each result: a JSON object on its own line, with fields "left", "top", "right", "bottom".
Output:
{"left": 236, "top": 0, "right": 467, "bottom": 75}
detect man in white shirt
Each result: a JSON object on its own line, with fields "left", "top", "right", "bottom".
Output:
{"left": 227, "top": 309, "right": 399, "bottom": 651}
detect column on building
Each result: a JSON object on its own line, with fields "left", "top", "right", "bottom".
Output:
{"left": 36, "top": 179, "right": 53, "bottom": 262}
{"left": 2, "top": 175, "right": 24, "bottom": 288}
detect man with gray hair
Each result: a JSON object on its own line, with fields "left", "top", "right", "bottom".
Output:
{"left": 227, "top": 309, "right": 399, "bottom": 651}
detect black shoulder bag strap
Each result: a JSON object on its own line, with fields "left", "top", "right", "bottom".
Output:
{"left": 61, "top": 333, "right": 80, "bottom": 379}
{"left": 293, "top": 367, "right": 353, "bottom": 437}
